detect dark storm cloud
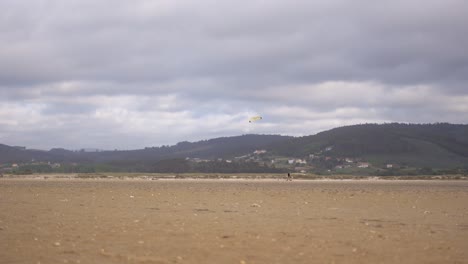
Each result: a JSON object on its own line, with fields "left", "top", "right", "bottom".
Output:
{"left": 2, "top": 0, "right": 467, "bottom": 89}
{"left": 0, "top": 0, "right": 467, "bottom": 149}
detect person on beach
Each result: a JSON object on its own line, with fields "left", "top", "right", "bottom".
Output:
{"left": 287, "top": 172, "right": 292, "bottom": 181}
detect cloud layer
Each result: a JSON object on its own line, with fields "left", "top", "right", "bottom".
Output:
{"left": 1, "top": 0, "right": 467, "bottom": 149}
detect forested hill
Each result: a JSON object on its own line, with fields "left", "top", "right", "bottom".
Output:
{"left": 1, "top": 123, "right": 468, "bottom": 169}
{"left": 268, "top": 123, "right": 468, "bottom": 168}
{"left": 0, "top": 134, "right": 291, "bottom": 163}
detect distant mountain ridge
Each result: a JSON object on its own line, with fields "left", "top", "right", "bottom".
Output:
{"left": 0, "top": 134, "right": 291, "bottom": 163}
{"left": 1, "top": 123, "right": 467, "bottom": 169}
{"left": 267, "top": 123, "right": 468, "bottom": 168}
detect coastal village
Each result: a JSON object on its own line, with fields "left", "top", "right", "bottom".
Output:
{"left": 186, "top": 145, "right": 392, "bottom": 174}
{"left": 230, "top": 147, "right": 390, "bottom": 174}
{"left": 1, "top": 145, "right": 391, "bottom": 175}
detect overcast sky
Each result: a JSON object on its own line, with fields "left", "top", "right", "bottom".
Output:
{"left": 1, "top": 0, "right": 467, "bottom": 150}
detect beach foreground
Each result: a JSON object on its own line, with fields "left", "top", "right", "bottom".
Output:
{"left": 1, "top": 179, "right": 467, "bottom": 263}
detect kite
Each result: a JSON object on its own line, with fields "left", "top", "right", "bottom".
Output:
{"left": 249, "top": 116, "right": 262, "bottom": 123}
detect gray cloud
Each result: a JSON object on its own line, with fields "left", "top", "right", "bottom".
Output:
{"left": 0, "top": 0, "right": 467, "bottom": 149}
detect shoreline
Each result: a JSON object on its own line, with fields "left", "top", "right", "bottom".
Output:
{"left": 1, "top": 172, "right": 467, "bottom": 181}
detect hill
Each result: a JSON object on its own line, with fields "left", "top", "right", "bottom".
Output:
{"left": 0, "top": 134, "right": 291, "bottom": 164}
{"left": 1, "top": 123, "right": 468, "bottom": 172}
{"left": 268, "top": 123, "right": 468, "bottom": 168}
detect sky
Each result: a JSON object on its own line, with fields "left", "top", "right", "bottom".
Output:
{"left": 1, "top": 0, "right": 468, "bottom": 150}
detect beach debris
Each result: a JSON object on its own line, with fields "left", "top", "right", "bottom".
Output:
{"left": 54, "top": 242, "right": 61, "bottom": 247}
{"left": 250, "top": 203, "right": 261, "bottom": 208}
{"left": 194, "top": 208, "right": 211, "bottom": 212}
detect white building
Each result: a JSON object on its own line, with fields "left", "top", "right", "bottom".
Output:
{"left": 358, "top": 162, "right": 370, "bottom": 168}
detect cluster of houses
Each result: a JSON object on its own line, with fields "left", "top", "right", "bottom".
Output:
{"left": 229, "top": 148, "right": 397, "bottom": 173}
{"left": 185, "top": 157, "right": 233, "bottom": 163}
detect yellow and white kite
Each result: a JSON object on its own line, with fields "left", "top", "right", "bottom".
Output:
{"left": 248, "top": 116, "right": 262, "bottom": 123}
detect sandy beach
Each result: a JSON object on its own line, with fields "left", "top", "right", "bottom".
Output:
{"left": 1, "top": 178, "right": 467, "bottom": 263}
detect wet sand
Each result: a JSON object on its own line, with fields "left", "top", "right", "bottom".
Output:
{"left": 1, "top": 179, "right": 468, "bottom": 263}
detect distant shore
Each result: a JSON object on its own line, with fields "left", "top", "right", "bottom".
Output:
{"left": 1, "top": 172, "right": 467, "bottom": 181}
